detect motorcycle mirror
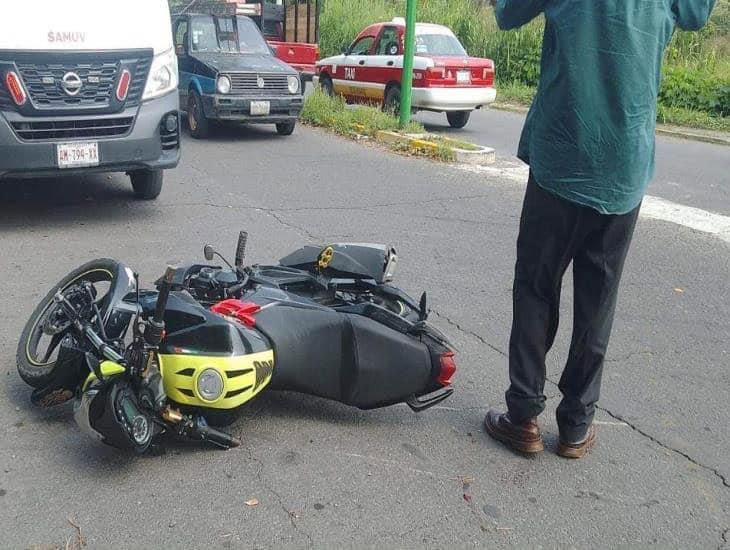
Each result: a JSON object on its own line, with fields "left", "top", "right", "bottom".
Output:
{"left": 203, "top": 244, "right": 215, "bottom": 262}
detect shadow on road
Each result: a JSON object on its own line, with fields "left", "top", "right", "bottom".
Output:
{"left": 0, "top": 174, "right": 156, "bottom": 230}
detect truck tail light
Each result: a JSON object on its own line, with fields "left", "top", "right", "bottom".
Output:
{"left": 5, "top": 71, "right": 26, "bottom": 106}
{"left": 116, "top": 69, "right": 131, "bottom": 101}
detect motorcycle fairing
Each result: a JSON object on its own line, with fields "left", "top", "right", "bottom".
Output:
{"left": 159, "top": 349, "right": 275, "bottom": 409}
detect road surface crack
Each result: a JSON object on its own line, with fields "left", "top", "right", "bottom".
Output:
{"left": 434, "top": 309, "right": 730, "bottom": 491}
{"left": 719, "top": 527, "right": 729, "bottom": 550}
{"left": 431, "top": 309, "right": 507, "bottom": 358}
{"left": 246, "top": 444, "right": 314, "bottom": 547}
{"left": 592, "top": 406, "right": 729, "bottom": 488}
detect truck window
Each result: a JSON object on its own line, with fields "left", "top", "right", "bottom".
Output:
{"left": 376, "top": 27, "right": 400, "bottom": 55}
{"left": 189, "top": 15, "right": 270, "bottom": 55}
{"left": 175, "top": 19, "right": 189, "bottom": 55}
{"left": 349, "top": 36, "right": 374, "bottom": 56}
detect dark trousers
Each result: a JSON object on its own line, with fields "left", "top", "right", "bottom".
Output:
{"left": 506, "top": 174, "right": 640, "bottom": 442}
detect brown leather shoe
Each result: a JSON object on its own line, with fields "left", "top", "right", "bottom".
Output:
{"left": 558, "top": 425, "right": 597, "bottom": 459}
{"left": 484, "top": 409, "right": 544, "bottom": 454}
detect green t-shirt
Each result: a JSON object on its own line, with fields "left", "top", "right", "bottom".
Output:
{"left": 496, "top": 0, "right": 716, "bottom": 214}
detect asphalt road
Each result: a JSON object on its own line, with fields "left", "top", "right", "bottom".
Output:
{"left": 0, "top": 123, "right": 728, "bottom": 549}
{"left": 417, "top": 108, "right": 730, "bottom": 217}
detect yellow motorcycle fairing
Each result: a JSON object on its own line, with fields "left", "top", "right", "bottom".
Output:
{"left": 159, "top": 350, "right": 275, "bottom": 409}
{"left": 82, "top": 360, "right": 126, "bottom": 391}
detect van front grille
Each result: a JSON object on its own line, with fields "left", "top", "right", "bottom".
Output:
{"left": 10, "top": 116, "right": 134, "bottom": 141}
{"left": 16, "top": 56, "right": 150, "bottom": 110}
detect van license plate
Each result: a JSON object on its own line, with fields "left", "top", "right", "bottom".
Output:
{"left": 57, "top": 142, "right": 99, "bottom": 168}
{"left": 456, "top": 70, "right": 471, "bottom": 84}
{"left": 250, "top": 101, "right": 270, "bottom": 116}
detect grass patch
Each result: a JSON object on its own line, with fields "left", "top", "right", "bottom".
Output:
{"left": 301, "top": 89, "right": 423, "bottom": 136}
{"left": 657, "top": 104, "right": 730, "bottom": 132}
{"left": 302, "top": 90, "right": 479, "bottom": 161}
{"left": 494, "top": 81, "right": 536, "bottom": 106}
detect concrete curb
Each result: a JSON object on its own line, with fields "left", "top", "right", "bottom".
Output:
{"left": 375, "top": 130, "right": 496, "bottom": 165}
{"left": 490, "top": 103, "right": 730, "bottom": 147}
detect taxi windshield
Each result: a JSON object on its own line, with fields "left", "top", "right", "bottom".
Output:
{"left": 190, "top": 15, "right": 270, "bottom": 55}
{"left": 415, "top": 33, "right": 467, "bottom": 56}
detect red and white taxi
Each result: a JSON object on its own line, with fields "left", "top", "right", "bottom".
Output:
{"left": 314, "top": 18, "right": 496, "bottom": 128}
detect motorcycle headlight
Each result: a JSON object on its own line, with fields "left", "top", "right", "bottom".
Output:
{"left": 197, "top": 368, "right": 224, "bottom": 401}
{"left": 287, "top": 75, "right": 300, "bottom": 94}
{"left": 143, "top": 48, "right": 178, "bottom": 101}
{"left": 217, "top": 75, "right": 231, "bottom": 94}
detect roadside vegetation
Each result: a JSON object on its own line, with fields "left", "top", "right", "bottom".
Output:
{"left": 320, "top": 0, "right": 730, "bottom": 131}
{"left": 301, "top": 90, "right": 457, "bottom": 160}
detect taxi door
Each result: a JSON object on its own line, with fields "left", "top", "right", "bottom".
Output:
{"left": 335, "top": 34, "right": 376, "bottom": 101}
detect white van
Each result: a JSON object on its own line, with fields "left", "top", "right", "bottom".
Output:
{"left": 0, "top": 0, "right": 179, "bottom": 199}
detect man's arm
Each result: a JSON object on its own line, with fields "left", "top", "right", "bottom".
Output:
{"left": 672, "top": 0, "right": 717, "bottom": 31}
{"left": 492, "top": 0, "right": 548, "bottom": 30}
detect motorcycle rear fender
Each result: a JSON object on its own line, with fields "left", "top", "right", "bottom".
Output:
{"left": 159, "top": 350, "right": 275, "bottom": 409}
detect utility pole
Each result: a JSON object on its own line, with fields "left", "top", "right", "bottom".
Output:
{"left": 398, "top": 0, "right": 417, "bottom": 128}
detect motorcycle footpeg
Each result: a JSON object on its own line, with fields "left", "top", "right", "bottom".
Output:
{"left": 406, "top": 386, "right": 454, "bottom": 412}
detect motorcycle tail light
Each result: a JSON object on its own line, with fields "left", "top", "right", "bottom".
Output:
{"left": 5, "top": 71, "right": 27, "bottom": 106}
{"left": 436, "top": 351, "right": 456, "bottom": 386}
{"left": 116, "top": 69, "right": 131, "bottom": 101}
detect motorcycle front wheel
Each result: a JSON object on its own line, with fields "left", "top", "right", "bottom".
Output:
{"left": 16, "top": 258, "right": 120, "bottom": 389}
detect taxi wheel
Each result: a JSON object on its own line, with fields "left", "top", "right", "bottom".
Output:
{"left": 319, "top": 75, "right": 334, "bottom": 97}
{"left": 446, "top": 111, "right": 471, "bottom": 129}
{"left": 188, "top": 91, "right": 210, "bottom": 139}
{"left": 384, "top": 85, "right": 401, "bottom": 115}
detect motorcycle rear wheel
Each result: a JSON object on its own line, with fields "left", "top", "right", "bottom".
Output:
{"left": 16, "top": 258, "right": 120, "bottom": 389}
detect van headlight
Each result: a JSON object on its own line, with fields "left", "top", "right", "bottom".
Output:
{"left": 143, "top": 48, "right": 178, "bottom": 101}
{"left": 217, "top": 75, "right": 231, "bottom": 94}
{"left": 197, "top": 368, "right": 224, "bottom": 401}
{"left": 287, "top": 75, "right": 300, "bottom": 94}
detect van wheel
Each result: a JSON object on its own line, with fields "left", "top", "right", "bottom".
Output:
{"left": 130, "top": 170, "right": 163, "bottom": 200}
{"left": 446, "top": 111, "right": 471, "bottom": 129}
{"left": 188, "top": 91, "right": 210, "bottom": 139}
{"left": 276, "top": 121, "right": 296, "bottom": 136}
{"left": 383, "top": 85, "right": 401, "bottom": 115}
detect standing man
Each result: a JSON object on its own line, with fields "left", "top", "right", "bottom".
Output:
{"left": 484, "top": 0, "right": 716, "bottom": 458}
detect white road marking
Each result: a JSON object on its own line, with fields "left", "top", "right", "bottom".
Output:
{"left": 458, "top": 163, "right": 730, "bottom": 245}
{"left": 594, "top": 420, "right": 630, "bottom": 427}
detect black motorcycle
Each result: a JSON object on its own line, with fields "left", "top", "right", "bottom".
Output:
{"left": 17, "top": 232, "right": 456, "bottom": 452}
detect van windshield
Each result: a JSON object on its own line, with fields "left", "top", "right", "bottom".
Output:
{"left": 190, "top": 15, "right": 270, "bottom": 55}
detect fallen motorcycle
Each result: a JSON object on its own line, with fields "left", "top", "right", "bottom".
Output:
{"left": 17, "top": 232, "right": 456, "bottom": 452}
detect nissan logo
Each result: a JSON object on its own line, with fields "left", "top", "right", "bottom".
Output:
{"left": 256, "top": 76, "right": 265, "bottom": 89}
{"left": 61, "top": 72, "right": 83, "bottom": 96}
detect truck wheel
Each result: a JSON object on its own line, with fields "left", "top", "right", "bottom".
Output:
{"left": 130, "top": 170, "right": 163, "bottom": 200}
{"left": 188, "top": 91, "right": 210, "bottom": 139}
{"left": 276, "top": 121, "right": 296, "bottom": 136}
{"left": 384, "top": 85, "right": 401, "bottom": 115}
{"left": 319, "top": 75, "right": 334, "bottom": 97}
{"left": 446, "top": 111, "right": 471, "bottom": 129}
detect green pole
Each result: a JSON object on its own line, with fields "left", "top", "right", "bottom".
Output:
{"left": 399, "top": 0, "right": 417, "bottom": 128}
